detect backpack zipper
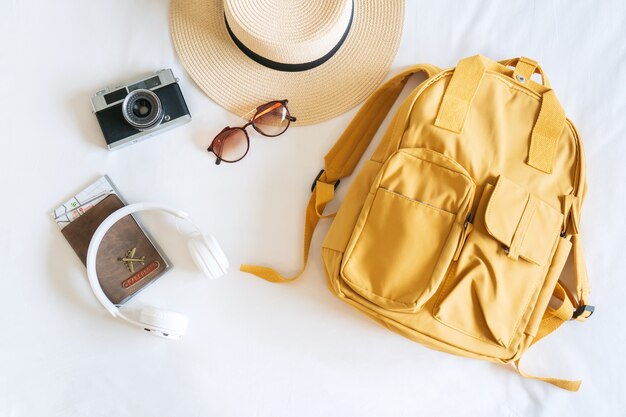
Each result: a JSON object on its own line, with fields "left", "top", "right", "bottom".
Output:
{"left": 453, "top": 213, "right": 473, "bottom": 261}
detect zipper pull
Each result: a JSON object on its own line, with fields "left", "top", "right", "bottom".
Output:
{"left": 453, "top": 213, "right": 473, "bottom": 261}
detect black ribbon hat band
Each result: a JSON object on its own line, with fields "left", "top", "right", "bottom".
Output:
{"left": 224, "top": 1, "right": 355, "bottom": 73}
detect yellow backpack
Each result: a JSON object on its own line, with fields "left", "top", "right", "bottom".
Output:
{"left": 242, "top": 55, "right": 594, "bottom": 391}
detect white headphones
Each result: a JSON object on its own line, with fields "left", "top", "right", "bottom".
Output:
{"left": 86, "top": 203, "right": 229, "bottom": 340}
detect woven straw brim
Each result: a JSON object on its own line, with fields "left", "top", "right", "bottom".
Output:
{"left": 169, "top": 0, "right": 404, "bottom": 125}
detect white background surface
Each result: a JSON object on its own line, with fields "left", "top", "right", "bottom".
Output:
{"left": 1, "top": 1, "right": 625, "bottom": 415}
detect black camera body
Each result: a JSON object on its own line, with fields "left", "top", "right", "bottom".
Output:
{"left": 91, "top": 69, "right": 191, "bottom": 150}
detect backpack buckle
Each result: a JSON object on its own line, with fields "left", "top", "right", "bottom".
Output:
{"left": 311, "top": 169, "right": 340, "bottom": 192}
{"left": 572, "top": 304, "right": 595, "bottom": 320}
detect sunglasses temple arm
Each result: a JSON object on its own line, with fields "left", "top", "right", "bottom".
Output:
{"left": 208, "top": 144, "right": 223, "bottom": 165}
{"left": 240, "top": 108, "right": 257, "bottom": 122}
{"left": 253, "top": 102, "right": 284, "bottom": 120}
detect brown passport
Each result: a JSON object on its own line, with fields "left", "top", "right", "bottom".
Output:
{"left": 61, "top": 194, "right": 168, "bottom": 304}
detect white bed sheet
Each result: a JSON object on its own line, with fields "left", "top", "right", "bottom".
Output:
{"left": 1, "top": 1, "right": 624, "bottom": 415}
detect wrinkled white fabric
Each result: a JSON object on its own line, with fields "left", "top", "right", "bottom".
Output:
{"left": 0, "top": 0, "right": 623, "bottom": 415}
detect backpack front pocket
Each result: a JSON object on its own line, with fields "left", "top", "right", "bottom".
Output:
{"left": 434, "top": 175, "right": 564, "bottom": 348}
{"left": 341, "top": 148, "right": 475, "bottom": 312}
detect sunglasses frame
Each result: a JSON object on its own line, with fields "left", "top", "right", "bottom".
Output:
{"left": 207, "top": 99, "right": 296, "bottom": 164}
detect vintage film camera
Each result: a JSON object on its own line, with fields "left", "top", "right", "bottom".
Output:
{"left": 91, "top": 69, "right": 191, "bottom": 150}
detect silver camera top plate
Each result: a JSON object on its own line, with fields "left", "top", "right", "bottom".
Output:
{"left": 91, "top": 69, "right": 177, "bottom": 113}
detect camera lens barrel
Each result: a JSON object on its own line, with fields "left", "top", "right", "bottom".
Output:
{"left": 122, "top": 89, "right": 164, "bottom": 130}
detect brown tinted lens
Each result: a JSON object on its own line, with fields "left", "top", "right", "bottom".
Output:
{"left": 253, "top": 101, "right": 290, "bottom": 136}
{"left": 211, "top": 128, "right": 249, "bottom": 162}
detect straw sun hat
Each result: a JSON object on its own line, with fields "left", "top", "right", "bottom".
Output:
{"left": 170, "top": 0, "right": 404, "bottom": 125}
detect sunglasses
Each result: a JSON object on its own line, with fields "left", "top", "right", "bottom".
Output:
{"left": 207, "top": 100, "right": 296, "bottom": 164}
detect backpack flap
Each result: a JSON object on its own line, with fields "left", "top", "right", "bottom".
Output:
{"left": 484, "top": 175, "right": 563, "bottom": 265}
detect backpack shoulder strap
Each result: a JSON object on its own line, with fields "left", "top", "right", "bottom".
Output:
{"left": 515, "top": 282, "right": 581, "bottom": 391}
{"left": 515, "top": 232, "right": 593, "bottom": 392}
{"left": 241, "top": 63, "right": 442, "bottom": 282}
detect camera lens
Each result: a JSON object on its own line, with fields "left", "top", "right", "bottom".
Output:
{"left": 122, "top": 89, "right": 163, "bottom": 130}
{"left": 132, "top": 98, "right": 152, "bottom": 117}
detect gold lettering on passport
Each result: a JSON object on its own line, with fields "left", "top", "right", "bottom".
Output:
{"left": 122, "top": 261, "right": 160, "bottom": 288}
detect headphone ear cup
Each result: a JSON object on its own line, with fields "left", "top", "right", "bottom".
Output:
{"left": 139, "top": 306, "right": 189, "bottom": 339}
{"left": 187, "top": 233, "right": 229, "bottom": 279}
